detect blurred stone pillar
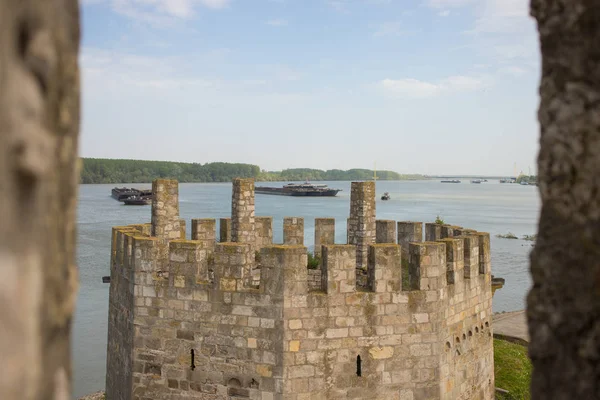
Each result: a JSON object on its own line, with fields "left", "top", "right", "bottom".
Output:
{"left": 0, "top": 0, "right": 81, "bottom": 398}
{"left": 528, "top": 0, "right": 600, "bottom": 397}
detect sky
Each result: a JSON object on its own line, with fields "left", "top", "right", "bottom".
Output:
{"left": 79, "top": 0, "right": 541, "bottom": 176}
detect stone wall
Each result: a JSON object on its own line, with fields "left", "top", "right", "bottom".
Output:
{"left": 397, "top": 222, "right": 423, "bottom": 261}
{"left": 347, "top": 182, "right": 376, "bottom": 271}
{"left": 106, "top": 178, "right": 495, "bottom": 400}
{"left": 151, "top": 179, "right": 181, "bottom": 241}
{"left": 283, "top": 217, "right": 304, "bottom": 245}
{"left": 255, "top": 216, "right": 274, "bottom": 250}
{"left": 219, "top": 218, "right": 231, "bottom": 243}
{"left": 314, "top": 218, "right": 335, "bottom": 258}
{"left": 375, "top": 220, "right": 396, "bottom": 244}
{"left": 307, "top": 268, "right": 322, "bottom": 291}
{"left": 191, "top": 219, "right": 216, "bottom": 247}
{"left": 105, "top": 228, "right": 137, "bottom": 400}
{"left": 425, "top": 223, "right": 441, "bottom": 242}
{"left": 231, "top": 178, "right": 255, "bottom": 248}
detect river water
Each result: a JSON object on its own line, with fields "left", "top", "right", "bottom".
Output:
{"left": 73, "top": 180, "right": 540, "bottom": 398}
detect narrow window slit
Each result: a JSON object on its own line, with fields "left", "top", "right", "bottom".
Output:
{"left": 356, "top": 355, "right": 362, "bottom": 377}
{"left": 191, "top": 349, "right": 196, "bottom": 371}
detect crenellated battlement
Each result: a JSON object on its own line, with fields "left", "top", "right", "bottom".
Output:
{"left": 106, "top": 178, "right": 495, "bottom": 400}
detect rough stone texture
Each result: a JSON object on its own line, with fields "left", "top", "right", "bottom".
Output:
{"left": 77, "top": 392, "right": 105, "bottom": 400}
{"left": 106, "top": 178, "right": 495, "bottom": 399}
{"left": 440, "top": 225, "right": 462, "bottom": 239}
{"left": 283, "top": 217, "right": 304, "bottom": 245}
{"left": 231, "top": 178, "right": 255, "bottom": 250}
{"left": 527, "top": 1, "right": 600, "bottom": 398}
{"left": 348, "top": 181, "right": 376, "bottom": 272}
{"left": 376, "top": 220, "right": 397, "bottom": 244}
{"left": 191, "top": 218, "right": 216, "bottom": 249}
{"left": 397, "top": 222, "right": 424, "bottom": 261}
{"left": 179, "top": 218, "right": 187, "bottom": 240}
{"left": 307, "top": 268, "right": 322, "bottom": 291}
{"left": 314, "top": 218, "right": 335, "bottom": 258}
{"left": 151, "top": 179, "right": 181, "bottom": 241}
{"left": 425, "top": 223, "right": 442, "bottom": 242}
{"left": 219, "top": 218, "right": 232, "bottom": 243}
{"left": 0, "top": 0, "right": 80, "bottom": 398}
{"left": 255, "top": 216, "right": 274, "bottom": 250}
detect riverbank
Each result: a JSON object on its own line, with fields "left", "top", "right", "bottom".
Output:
{"left": 493, "top": 310, "right": 529, "bottom": 344}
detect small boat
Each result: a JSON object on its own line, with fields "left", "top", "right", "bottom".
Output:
{"left": 441, "top": 180, "right": 461, "bottom": 183}
{"left": 123, "top": 196, "right": 152, "bottom": 205}
{"left": 471, "top": 179, "right": 482, "bottom": 184}
{"left": 381, "top": 192, "right": 390, "bottom": 201}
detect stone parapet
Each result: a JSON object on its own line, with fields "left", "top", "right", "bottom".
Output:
{"left": 231, "top": 178, "right": 255, "bottom": 247}
{"left": 151, "top": 179, "right": 181, "bottom": 241}
{"left": 425, "top": 222, "right": 442, "bottom": 242}
{"left": 375, "top": 219, "right": 396, "bottom": 244}
{"left": 314, "top": 218, "right": 335, "bottom": 257}
{"left": 106, "top": 178, "right": 495, "bottom": 400}
{"left": 219, "top": 217, "right": 232, "bottom": 243}
{"left": 397, "top": 221, "right": 423, "bottom": 270}
{"left": 255, "top": 216, "right": 274, "bottom": 250}
{"left": 191, "top": 218, "right": 216, "bottom": 247}
{"left": 283, "top": 217, "right": 304, "bottom": 245}
{"left": 347, "top": 181, "right": 376, "bottom": 271}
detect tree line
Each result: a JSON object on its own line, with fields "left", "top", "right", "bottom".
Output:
{"left": 80, "top": 158, "right": 424, "bottom": 184}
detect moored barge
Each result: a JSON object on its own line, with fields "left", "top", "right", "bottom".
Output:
{"left": 111, "top": 187, "right": 152, "bottom": 202}
{"left": 255, "top": 182, "right": 341, "bottom": 197}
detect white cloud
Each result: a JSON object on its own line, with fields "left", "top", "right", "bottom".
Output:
{"left": 427, "top": 0, "right": 474, "bottom": 9}
{"left": 380, "top": 79, "right": 441, "bottom": 98}
{"left": 80, "top": 47, "right": 230, "bottom": 94}
{"left": 109, "top": 0, "right": 229, "bottom": 23}
{"left": 200, "top": 0, "right": 229, "bottom": 9}
{"left": 438, "top": 10, "right": 450, "bottom": 17}
{"left": 425, "top": 0, "right": 537, "bottom": 76}
{"left": 267, "top": 18, "right": 288, "bottom": 26}
{"left": 378, "top": 74, "right": 490, "bottom": 99}
{"left": 80, "top": 47, "right": 303, "bottom": 98}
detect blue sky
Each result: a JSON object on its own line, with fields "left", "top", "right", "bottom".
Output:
{"left": 80, "top": 0, "right": 540, "bottom": 176}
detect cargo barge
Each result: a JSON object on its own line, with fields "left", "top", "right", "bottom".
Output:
{"left": 441, "top": 180, "right": 461, "bottom": 183}
{"left": 111, "top": 187, "right": 152, "bottom": 202}
{"left": 255, "top": 182, "right": 341, "bottom": 197}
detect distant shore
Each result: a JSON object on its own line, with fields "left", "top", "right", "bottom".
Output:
{"left": 80, "top": 157, "right": 423, "bottom": 184}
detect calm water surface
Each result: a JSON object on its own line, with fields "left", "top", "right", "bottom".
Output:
{"left": 73, "top": 180, "right": 540, "bottom": 398}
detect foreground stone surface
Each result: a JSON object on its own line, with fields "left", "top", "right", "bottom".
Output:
{"left": 0, "top": 0, "right": 81, "bottom": 399}
{"left": 78, "top": 392, "right": 105, "bottom": 400}
{"left": 527, "top": 0, "right": 600, "bottom": 398}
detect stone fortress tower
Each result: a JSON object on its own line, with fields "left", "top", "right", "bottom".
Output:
{"left": 105, "top": 178, "right": 495, "bottom": 400}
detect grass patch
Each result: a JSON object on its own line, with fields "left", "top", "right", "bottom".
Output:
{"left": 435, "top": 215, "right": 445, "bottom": 225}
{"left": 494, "top": 338, "right": 532, "bottom": 400}
{"left": 307, "top": 251, "right": 321, "bottom": 269}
